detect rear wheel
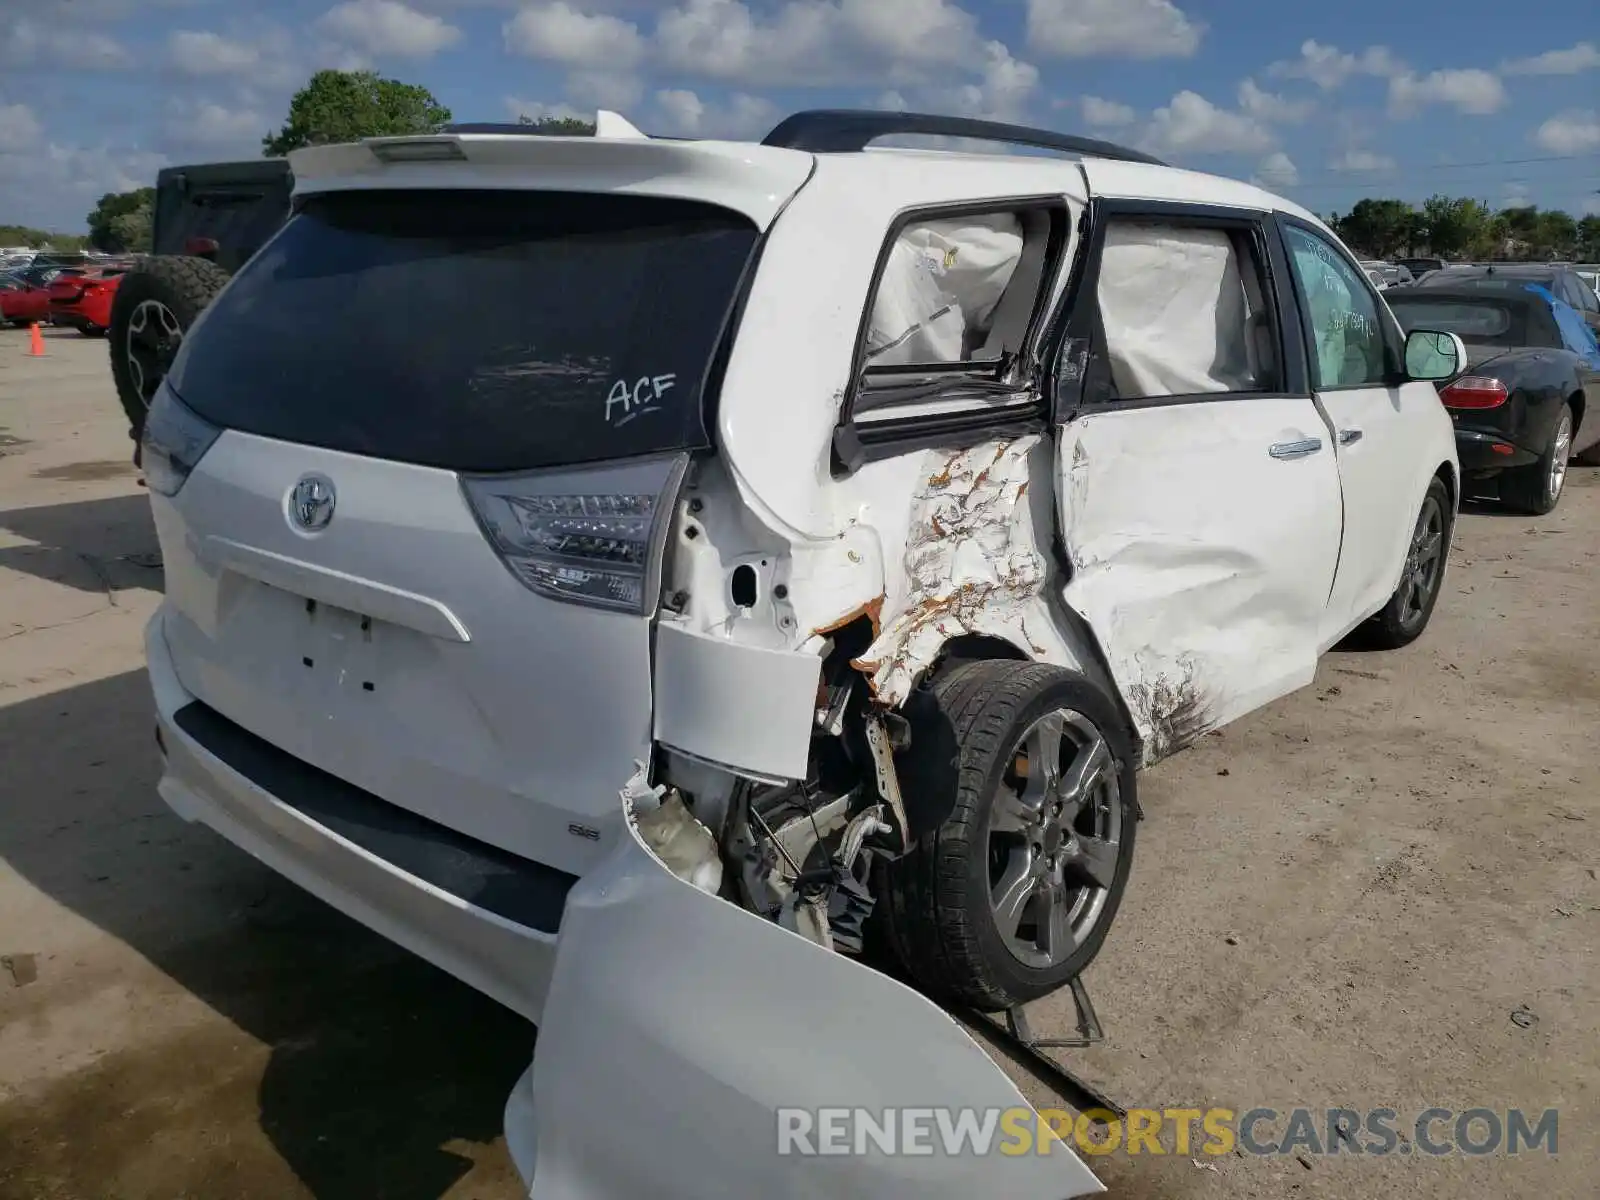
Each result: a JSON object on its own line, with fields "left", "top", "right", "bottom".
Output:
{"left": 108, "top": 256, "right": 230, "bottom": 451}
{"left": 882, "top": 660, "right": 1138, "bottom": 1011}
{"left": 1362, "top": 476, "right": 1452, "bottom": 650}
{"left": 1501, "top": 404, "right": 1573, "bottom": 515}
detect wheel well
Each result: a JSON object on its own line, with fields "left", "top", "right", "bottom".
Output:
{"left": 1435, "top": 460, "right": 1457, "bottom": 510}
{"left": 926, "top": 634, "right": 1029, "bottom": 679}
{"left": 1568, "top": 390, "right": 1585, "bottom": 440}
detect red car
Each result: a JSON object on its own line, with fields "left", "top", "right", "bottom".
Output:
{"left": 48, "top": 267, "right": 126, "bottom": 336}
{"left": 1, "top": 271, "right": 54, "bottom": 327}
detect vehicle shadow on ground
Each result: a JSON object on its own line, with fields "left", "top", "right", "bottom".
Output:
{"left": 0, "top": 493, "right": 163, "bottom": 594}
{"left": 0, "top": 669, "right": 531, "bottom": 1199}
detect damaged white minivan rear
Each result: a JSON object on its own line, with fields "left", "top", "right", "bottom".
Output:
{"left": 142, "top": 109, "right": 1462, "bottom": 1197}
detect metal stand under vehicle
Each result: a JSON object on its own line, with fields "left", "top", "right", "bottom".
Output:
{"left": 957, "top": 976, "right": 1126, "bottom": 1122}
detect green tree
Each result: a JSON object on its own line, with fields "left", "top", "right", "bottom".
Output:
{"left": 86, "top": 187, "right": 155, "bottom": 251}
{"left": 263, "top": 69, "right": 452, "bottom": 156}
{"left": 517, "top": 114, "right": 596, "bottom": 136}
{"left": 1420, "top": 195, "right": 1495, "bottom": 260}
{"left": 109, "top": 202, "right": 153, "bottom": 254}
{"left": 0, "top": 225, "right": 87, "bottom": 250}
{"left": 1577, "top": 215, "right": 1600, "bottom": 262}
{"left": 1331, "top": 198, "right": 1416, "bottom": 258}
{"left": 1534, "top": 210, "right": 1577, "bottom": 260}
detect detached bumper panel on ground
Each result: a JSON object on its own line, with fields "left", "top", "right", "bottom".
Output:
{"left": 515, "top": 805, "right": 1104, "bottom": 1199}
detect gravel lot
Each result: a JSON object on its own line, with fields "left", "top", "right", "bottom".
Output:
{"left": 2, "top": 328, "right": 1595, "bottom": 1199}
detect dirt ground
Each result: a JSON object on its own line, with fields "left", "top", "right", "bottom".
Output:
{"left": 1, "top": 328, "right": 1595, "bottom": 1200}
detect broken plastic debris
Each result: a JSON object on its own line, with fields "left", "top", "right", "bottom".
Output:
{"left": 633, "top": 792, "right": 724, "bottom": 897}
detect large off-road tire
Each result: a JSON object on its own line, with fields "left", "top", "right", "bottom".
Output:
{"left": 1500, "top": 402, "right": 1573, "bottom": 516}
{"left": 1361, "top": 475, "right": 1453, "bottom": 650}
{"left": 108, "top": 256, "right": 230, "bottom": 451}
{"left": 881, "top": 660, "right": 1138, "bottom": 1012}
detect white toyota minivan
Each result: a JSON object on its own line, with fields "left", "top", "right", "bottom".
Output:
{"left": 141, "top": 109, "right": 1464, "bottom": 1197}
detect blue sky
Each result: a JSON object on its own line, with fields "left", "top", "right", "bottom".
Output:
{"left": 1, "top": 0, "right": 1597, "bottom": 234}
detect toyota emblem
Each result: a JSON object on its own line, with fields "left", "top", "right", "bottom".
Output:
{"left": 290, "top": 474, "right": 337, "bottom": 532}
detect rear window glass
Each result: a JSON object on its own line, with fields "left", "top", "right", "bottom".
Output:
{"left": 167, "top": 190, "right": 760, "bottom": 472}
{"left": 1386, "top": 298, "right": 1541, "bottom": 348}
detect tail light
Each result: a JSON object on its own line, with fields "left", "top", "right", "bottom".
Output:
{"left": 142, "top": 384, "right": 222, "bottom": 496}
{"left": 462, "top": 453, "right": 689, "bottom": 616}
{"left": 1439, "top": 376, "right": 1508, "bottom": 409}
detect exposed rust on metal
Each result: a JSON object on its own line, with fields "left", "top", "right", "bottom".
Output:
{"left": 812, "top": 594, "right": 885, "bottom": 639}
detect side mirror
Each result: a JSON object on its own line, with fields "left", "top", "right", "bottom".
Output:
{"left": 1404, "top": 329, "right": 1465, "bottom": 382}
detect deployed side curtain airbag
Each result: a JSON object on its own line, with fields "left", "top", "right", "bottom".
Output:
{"left": 867, "top": 215, "right": 1024, "bottom": 366}
{"left": 1097, "top": 224, "right": 1255, "bottom": 397}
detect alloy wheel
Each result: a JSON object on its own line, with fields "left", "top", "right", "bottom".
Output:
{"left": 1396, "top": 493, "right": 1446, "bottom": 630}
{"left": 1547, "top": 408, "right": 1572, "bottom": 507}
{"left": 125, "top": 299, "right": 183, "bottom": 410}
{"left": 986, "top": 708, "right": 1122, "bottom": 970}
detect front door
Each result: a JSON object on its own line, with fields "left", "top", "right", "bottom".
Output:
{"left": 1053, "top": 198, "right": 1344, "bottom": 760}
{"left": 1276, "top": 218, "right": 1436, "bottom": 647}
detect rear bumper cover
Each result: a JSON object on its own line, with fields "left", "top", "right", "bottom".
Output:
{"left": 147, "top": 604, "right": 1102, "bottom": 1199}
{"left": 147, "top": 608, "right": 568, "bottom": 1024}
{"left": 1454, "top": 428, "right": 1538, "bottom": 473}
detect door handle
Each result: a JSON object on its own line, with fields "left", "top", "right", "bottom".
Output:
{"left": 1338, "top": 428, "right": 1363, "bottom": 446}
{"left": 1269, "top": 437, "right": 1323, "bottom": 460}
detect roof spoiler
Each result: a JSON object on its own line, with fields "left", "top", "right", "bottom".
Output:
{"left": 761, "top": 109, "right": 1166, "bottom": 166}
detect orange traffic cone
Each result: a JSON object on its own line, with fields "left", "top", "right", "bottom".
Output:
{"left": 28, "top": 322, "right": 44, "bottom": 356}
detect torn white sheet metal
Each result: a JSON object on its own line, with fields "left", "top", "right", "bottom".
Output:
{"left": 653, "top": 619, "right": 822, "bottom": 781}
{"left": 856, "top": 436, "right": 1058, "bottom": 706}
{"left": 511, "top": 800, "right": 1104, "bottom": 1199}
{"left": 1055, "top": 405, "right": 1342, "bottom": 763}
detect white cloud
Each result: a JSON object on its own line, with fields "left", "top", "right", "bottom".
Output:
{"left": 318, "top": 0, "right": 461, "bottom": 59}
{"left": 566, "top": 70, "right": 646, "bottom": 113}
{"left": 1329, "top": 149, "right": 1397, "bottom": 173}
{"left": 1532, "top": 109, "right": 1600, "bottom": 154}
{"left": 1267, "top": 40, "right": 1402, "bottom": 90}
{"left": 1501, "top": 42, "right": 1600, "bottom": 75}
{"left": 1388, "top": 69, "right": 1506, "bottom": 116}
{"left": 164, "top": 99, "right": 265, "bottom": 153}
{"left": 1080, "top": 95, "right": 1136, "bottom": 128}
{"left": 1144, "top": 90, "right": 1272, "bottom": 155}
{"left": 0, "top": 140, "right": 169, "bottom": 231}
{"left": 2, "top": 17, "right": 132, "bottom": 69}
{"left": 1026, "top": 0, "right": 1202, "bottom": 59}
{"left": 0, "top": 102, "right": 43, "bottom": 153}
{"left": 505, "top": 2, "right": 645, "bottom": 69}
{"left": 652, "top": 88, "right": 777, "bottom": 139}
{"left": 653, "top": 0, "right": 988, "bottom": 86}
{"left": 942, "top": 41, "right": 1039, "bottom": 121}
{"left": 168, "top": 30, "right": 261, "bottom": 75}
{"left": 1237, "top": 78, "right": 1311, "bottom": 123}
{"left": 1252, "top": 150, "right": 1299, "bottom": 188}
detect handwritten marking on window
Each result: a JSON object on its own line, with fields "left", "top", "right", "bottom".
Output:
{"left": 605, "top": 374, "right": 677, "bottom": 428}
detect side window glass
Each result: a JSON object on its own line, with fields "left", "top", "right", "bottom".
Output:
{"left": 863, "top": 209, "right": 1053, "bottom": 371}
{"left": 1282, "top": 225, "right": 1390, "bottom": 389}
{"left": 1093, "top": 219, "right": 1281, "bottom": 399}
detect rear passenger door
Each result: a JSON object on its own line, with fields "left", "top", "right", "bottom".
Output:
{"left": 1275, "top": 218, "right": 1435, "bottom": 646}
{"left": 1051, "top": 201, "right": 1344, "bottom": 755}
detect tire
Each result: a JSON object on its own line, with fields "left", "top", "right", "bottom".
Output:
{"left": 881, "top": 660, "right": 1138, "bottom": 1011}
{"left": 108, "top": 256, "right": 230, "bottom": 444}
{"left": 1500, "top": 403, "right": 1573, "bottom": 515}
{"left": 1361, "top": 476, "right": 1452, "bottom": 651}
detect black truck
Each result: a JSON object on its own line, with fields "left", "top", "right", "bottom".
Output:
{"left": 110, "top": 158, "right": 293, "bottom": 458}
